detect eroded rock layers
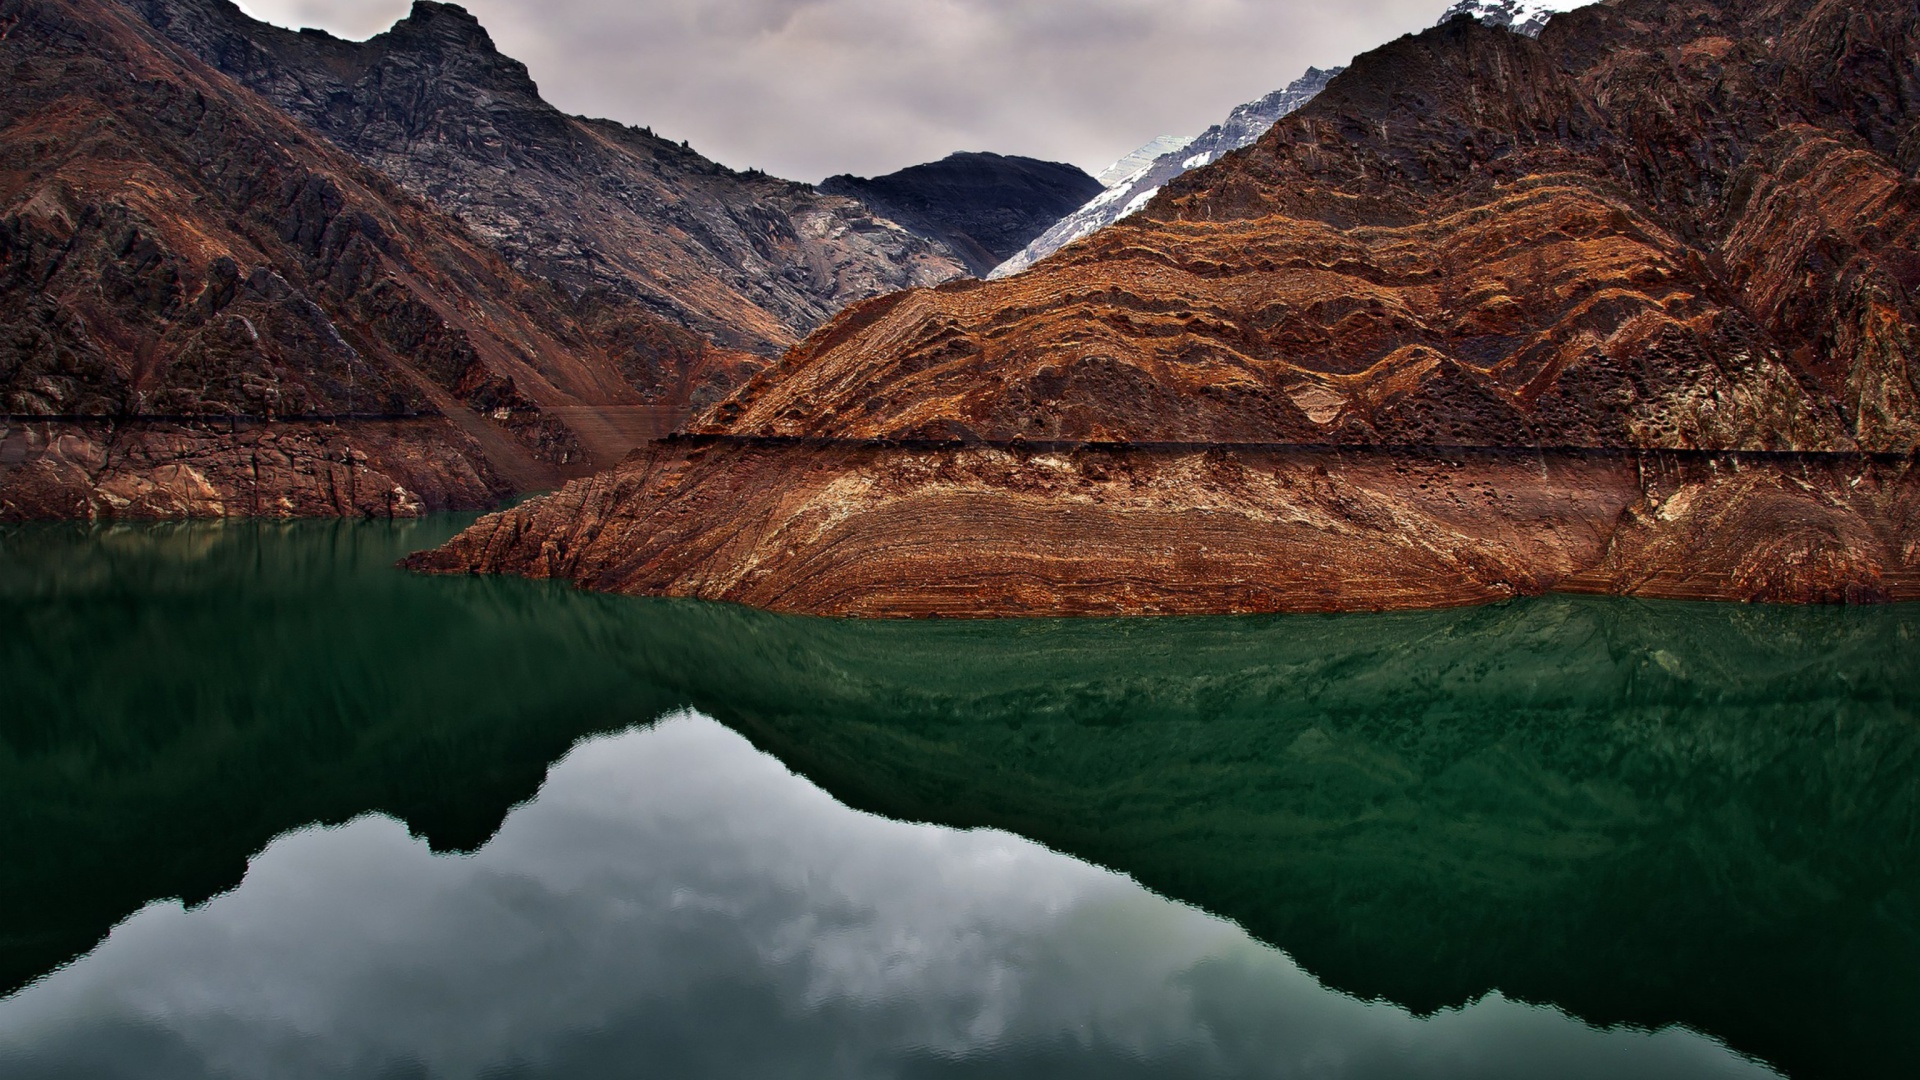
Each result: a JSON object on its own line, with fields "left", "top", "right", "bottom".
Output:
{"left": 408, "top": 442, "right": 1920, "bottom": 612}
{"left": 703, "top": 1, "right": 1920, "bottom": 452}
{"left": 419, "top": 0, "right": 1920, "bottom": 614}
{"left": 0, "top": 0, "right": 752, "bottom": 518}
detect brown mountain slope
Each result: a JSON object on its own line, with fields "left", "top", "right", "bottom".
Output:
{"left": 0, "top": 0, "right": 754, "bottom": 518}
{"left": 696, "top": 0, "right": 1918, "bottom": 450}
{"left": 129, "top": 0, "right": 972, "bottom": 356}
{"left": 414, "top": 0, "right": 1920, "bottom": 612}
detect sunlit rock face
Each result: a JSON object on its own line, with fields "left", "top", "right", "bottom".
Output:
{"left": 127, "top": 0, "right": 973, "bottom": 356}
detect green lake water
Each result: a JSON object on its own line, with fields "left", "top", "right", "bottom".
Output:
{"left": 0, "top": 516, "right": 1914, "bottom": 1079}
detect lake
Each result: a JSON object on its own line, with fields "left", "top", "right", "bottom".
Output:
{"left": 0, "top": 516, "right": 1914, "bottom": 1079}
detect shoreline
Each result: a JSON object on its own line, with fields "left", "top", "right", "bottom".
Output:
{"left": 403, "top": 440, "right": 1920, "bottom": 617}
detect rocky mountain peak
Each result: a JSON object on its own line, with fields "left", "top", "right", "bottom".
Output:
{"left": 366, "top": 0, "right": 541, "bottom": 101}
{"left": 128, "top": 0, "right": 970, "bottom": 355}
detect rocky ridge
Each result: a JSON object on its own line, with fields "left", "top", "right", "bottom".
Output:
{"left": 0, "top": 0, "right": 753, "bottom": 518}
{"left": 128, "top": 0, "right": 974, "bottom": 355}
{"left": 415, "top": 0, "right": 1920, "bottom": 614}
{"left": 819, "top": 152, "right": 1103, "bottom": 277}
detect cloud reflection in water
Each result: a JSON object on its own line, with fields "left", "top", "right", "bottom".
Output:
{"left": 0, "top": 713, "right": 1776, "bottom": 1080}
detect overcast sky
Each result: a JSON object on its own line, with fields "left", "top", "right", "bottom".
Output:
{"left": 234, "top": 0, "right": 1459, "bottom": 183}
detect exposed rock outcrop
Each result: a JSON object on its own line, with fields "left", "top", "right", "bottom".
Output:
{"left": 820, "top": 153, "right": 1103, "bottom": 276}
{"left": 129, "top": 0, "right": 972, "bottom": 354}
{"left": 0, "top": 0, "right": 752, "bottom": 518}
{"left": 416, "top": 0, "right": 1920, "bottom": 614}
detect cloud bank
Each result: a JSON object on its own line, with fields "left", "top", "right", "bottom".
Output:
{"left": 236, "top": 0, "right": 1460, "bottom": 182}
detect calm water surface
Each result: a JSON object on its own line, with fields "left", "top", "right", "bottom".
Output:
{"left": 0, "top": 517, "right": 1914, "bottom": 1079}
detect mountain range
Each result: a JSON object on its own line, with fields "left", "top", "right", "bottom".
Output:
{"left": 0, "top": 0, "right": 1068, "bottom": 517}
{"left": 1, "top": 0, "right": 775, "bottom": 516}
{"left": 414, "top": 0, "right": 1920, "bottom": 614}
{"left": 126, "top": 0, "right": 973, "bottom": 356}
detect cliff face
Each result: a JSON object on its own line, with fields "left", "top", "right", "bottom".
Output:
{"left": 414, "top": 0, "right": 1920, "bottom": 614}
{"left": 129, "top": 0, "right": 972, "bottom": 355}
{"left": 820, "top": 152, "right": 1103, "bottom": 276}
{"left": 0, "top": 0, "right": 752, "bottom": 519}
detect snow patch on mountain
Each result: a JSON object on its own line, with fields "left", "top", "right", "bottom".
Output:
{"left": 1435, "top": 0, "right": 1590, "bottom": 38}
{"left": 1096, "top": 135, "right": 1195, "bottom": 186}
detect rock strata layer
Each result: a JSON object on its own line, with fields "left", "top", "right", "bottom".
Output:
{"left": 130, "top": 0, "right": 972, "bottom": 354}
{"left": 406, "top": 442, "right": 1920, "bottom": 613}
{"left": 417, "top": 0, "right": 1920, "bottom": 615}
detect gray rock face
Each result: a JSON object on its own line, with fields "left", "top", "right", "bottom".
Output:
{"left": 989, "top": 66, "right": 1344, "bottom": 279}
{"left": 819, "top": 153, "right": 1103, "bottom": 277}
{"left": 129, "top": 0, "right": 971, "bottom": 354}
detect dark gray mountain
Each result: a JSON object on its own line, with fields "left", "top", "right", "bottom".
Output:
{"left": 127, "top": 0, "right": 971, "bottom": 354}
{"left": 819, "top": 153, "right": 1104, "bottom": 277}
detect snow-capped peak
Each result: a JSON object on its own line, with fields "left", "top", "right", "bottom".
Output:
{"left": 1436, "top": 0, "right": 1591, "bottom": 38}
{"left": 1097, "top": 135, "right": 1196, "bottom": 187}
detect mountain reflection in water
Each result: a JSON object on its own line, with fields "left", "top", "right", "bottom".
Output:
{"left": 0, "top": 517, "right": 1913, "bottom": 1079}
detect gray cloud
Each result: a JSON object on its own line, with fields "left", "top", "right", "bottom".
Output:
{"left": 236, "top": 0, "right": 1457, "bottom": 182}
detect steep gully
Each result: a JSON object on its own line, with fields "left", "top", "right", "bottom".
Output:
{"left": 415, "top": 0, "right": 1920, "bottom": 613}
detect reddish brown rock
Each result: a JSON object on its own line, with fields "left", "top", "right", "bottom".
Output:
{"left": 1, "top": 417, "right": 503, "bottom": 519}
{"left": 419, "top": 0, "right": 1920, "bottom": 613}
{"left": 0, "top": 0, "right": 759, "bottom": 519}
{"left": 405, "top": 441, "right": 1920, "bottom": 613}
{"left": 697, "top": 0, "right": 1917, "bottom": 453}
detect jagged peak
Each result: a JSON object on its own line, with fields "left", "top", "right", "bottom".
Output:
{"left": 381, "top": 1, "right": 497, "bottom": 51}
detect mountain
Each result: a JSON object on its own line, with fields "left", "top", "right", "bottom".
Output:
{"left": 989, "top": 67, "right": 1343, "bottom": 279}
{"left": 1096, "top": 135, "right": 1195, "bottom": 186}
{"left": 0, "top": 0, "right": 756, "bottom": 519}
{"left": 819, "top": 153, "right": 1103, "bottom": 277}
{"left": 1437, "top": 0, "right": 1588, "bottom": 38}
{"left": 127, "top": 0, "right": 971, "bottom": 355}
{"left": 989, "top": 2, "right": 1595, "bottom": 282}
{"left": 413, "top": 0, "right": 1920, "bottom": 614}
